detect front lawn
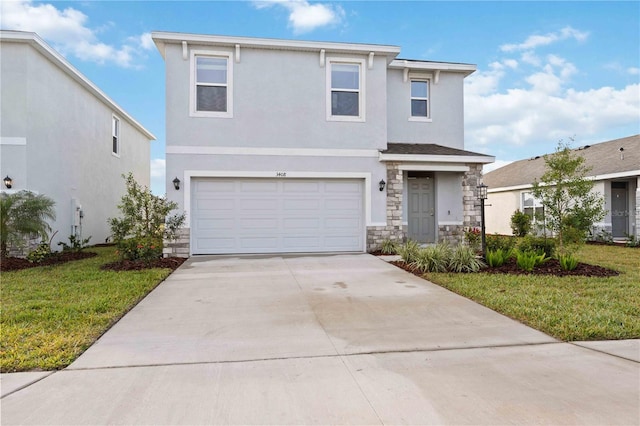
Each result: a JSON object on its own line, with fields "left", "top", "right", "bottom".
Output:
{"left": 1, "top": 247, "right": 174, "bottom": 372}
{"left": 425, "top": 244, "right": 640, "bottom": 341}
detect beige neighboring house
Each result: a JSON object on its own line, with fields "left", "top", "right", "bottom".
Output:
{"left": 483, "top": 135, "right": 640, "bottom": 240}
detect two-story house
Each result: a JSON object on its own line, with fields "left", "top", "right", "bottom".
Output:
{"left": 0, "top": 31, "right": 155, "bottom": 252}
{"left": 152, "top": 32, "right": 493, "bottom": 256}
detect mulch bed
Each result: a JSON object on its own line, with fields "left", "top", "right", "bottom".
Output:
{"left": 1, "top": 251, "right": 97, "bottom": 272}
{"left": 390, "top": 257, "right": 619, "bottom": 278}
{"left": 100, "top": 257, "right": 186, "bottom": 271}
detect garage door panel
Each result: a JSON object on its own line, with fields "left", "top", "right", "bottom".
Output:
{"left": 192, "top": 178, "right": 363, "bottom": 254}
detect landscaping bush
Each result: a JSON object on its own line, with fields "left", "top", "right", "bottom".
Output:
{"left": 0, "top": 191, "right": 56, "bottom": 258}
{"left": 486, "top": 234, "right": 517, "bottom": 253}
{"left": 485, "top": 248, "right": 513, "bottom": 268}
{"left": 379, "top": 239, "right": 398, "bottom": 254}
{"left": 396, "top": 240, "right": 420, "bottom": 264}
{"left": 58, "top": 234, "right": 91, "bottom": 253}
{"left": 510, "top": 209, "right": 531, "bottom": 237}
{"left": 108, "top": 173, "right": 185, "bottom": 262}
{"left": 26, "top": 242, "right": 52, "bottom": 263}
{"left": 518, "top": 235, "right": 555, "bottom": 258}
{"left": 410, "top": 243, "right": 451, "bottom": 273}
{"left": 448, "top": 244, "right": 485, "bottom": 273}
{"left": 464, "top": 227, "right": 481, "bottom": 251}
{"left": 516, "top": 250, "right": 549, "bottom": 272}
{"left": 558, "top": 253, "right": 579, "bottom": 271}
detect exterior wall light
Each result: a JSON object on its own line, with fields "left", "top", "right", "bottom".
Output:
{"left": 477, "top": 183, "right": 488, "bottom": 256}
{"left": 172, "top": 177, "right": 181, "bottom": 190}
{"left": 3, "top": 175, "right": 12, "bottom": 189}
{"left": 379, "top": 179, "right": 386, "bottom": 192}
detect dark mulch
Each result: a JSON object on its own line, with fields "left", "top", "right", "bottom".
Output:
{"left": 100, "top": 257, "right": 186, "bottom": 272}
{"left": 390, "top": 257, "right": 619, "bottom": 278}
{"left": 0, "top": 251, "right": 98, "bottom": 272}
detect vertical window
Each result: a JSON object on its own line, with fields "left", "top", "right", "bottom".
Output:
{"left": 410, "top": 80, "right": 429, "bottom": 118}
{"left": 190, "top": 51, "right": 233, "bottom": 117}
{"left": 331, "top": 63, "right": 360, "bottom": 116}
{"left": 195, "top": 56, "right": 228, "bottom": 112}
{"left": 327, "top": 59, "right": 365, "bottom": 121}
{"left": 112, "top": 116, "right": 120, "bottom": 156}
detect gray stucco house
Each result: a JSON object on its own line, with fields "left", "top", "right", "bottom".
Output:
{"left": 483, "top": 135, "right": 639, "bottom": 240}
{"left": 0, "top": 31, "right": 155, "bottom": 252}
{"left": 153, "top": 32, "right": 494, "bottom": 256}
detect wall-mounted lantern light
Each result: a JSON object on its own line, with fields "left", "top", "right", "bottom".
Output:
{"left": 3, "top": 175, "right": 12, "bottom": 189}
{"left": 477, "top": 183, "right": 488, "bottom": 256}
{"left": 172, "top": 177, "right": 181, "bottom": 190}
{"left": 379, "top": 179, "right": 386, "bottom": 192}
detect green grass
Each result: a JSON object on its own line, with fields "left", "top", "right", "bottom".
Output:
{"left": 1, "top": 247, "right": 173, "bottom": 372}
{"left": 425, "top": 244, "right": 640, "bottom": 341}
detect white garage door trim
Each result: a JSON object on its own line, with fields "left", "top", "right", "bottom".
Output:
{"left": 185, "top": 171, "right": 372, "bottom": 255}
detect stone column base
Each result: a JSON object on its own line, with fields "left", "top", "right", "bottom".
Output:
{"left": 163, "top": 228, "right": 190, "bottom": 258}
{"left": 366, "top": 225, "right": 406, "bottom": 252}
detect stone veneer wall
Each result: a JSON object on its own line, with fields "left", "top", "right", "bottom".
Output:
{"left": 366, "top": 162, "right": 406, "bottom": 251}
{"left": 163, "top": 228, "right": 190, "bottom": 258}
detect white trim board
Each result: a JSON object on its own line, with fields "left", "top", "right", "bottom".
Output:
{"left": 0, "top": 137, "right": 27, "bottom": 146}
{"left": 380, "top": 153, "right": 494, "bottom": 164}
{"left": 167, "top": 146, "right": 380, "bottom": 157}
{"left": 398, "top": 163, "right": 470, "bottom": 172}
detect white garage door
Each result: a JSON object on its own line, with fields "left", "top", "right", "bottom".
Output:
{"left": 191, "top": 178, "right": 364, "bottom": 254}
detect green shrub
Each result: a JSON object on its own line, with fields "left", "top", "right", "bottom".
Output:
{"left": 485, "top": 248, "right": 513, "bottom": 268}
{"left": 464, "top": 227, "right": 481, "bottom": 251}
{"left": 448, "top": 244, "right": 485, "bottom": 273}
{"left": 58, "top": 234, "right": 91, "bottom": 253}
{"left": 516, "top": 250, "right": 549, "bottom": 272}
{"left": 518, "top": 235, "right": 555, "bottom": 258}
{"left": 510, "top": 210, "right": 532, "bottom": 237}
{"left": 558, "top": 253, "right": 579, "bottom": 271}
{"left": 396, "top": 240, "right": 421, "bottom": 264}
{"left": 486, "top": 234, "right": 517, "bottom": 253}
{"left": 116, "top": 237, "right": 163, "bottom": 263}
{"left": 411, "top": 243, "right": 451, "bottom": 273}
{"left": 379, "top": 239, "right": 398, "bottom": 254}
{"left": 26, "top": 242, "right": 52, "bottom": 263}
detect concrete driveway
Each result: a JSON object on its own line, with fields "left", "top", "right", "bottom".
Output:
{"left": 2, "top": 254, "right": 639, "bottom": 425}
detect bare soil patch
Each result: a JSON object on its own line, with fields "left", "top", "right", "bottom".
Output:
{"left": 1, "top": 252, "right": 97, "bottom": 272}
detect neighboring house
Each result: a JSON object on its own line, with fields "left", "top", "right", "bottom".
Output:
{"left": 0, "top": 31, "right": 155, "bottom": 253}
{"left": 153, "top": 32, "right": 494, "bottom": 256}
{"left": 483, "top": 135, "right": 640, "bottom": 240}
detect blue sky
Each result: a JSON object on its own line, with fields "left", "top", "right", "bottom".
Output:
{"left": 3, "top": 0, "right": 639, "bottom": 194}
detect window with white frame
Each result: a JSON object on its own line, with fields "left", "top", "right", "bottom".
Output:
{"left": 112, "top": 115, "right": 120, "bottom": 156}
{"left": 410, "top": 80, "right": 429, "bottom": 118}
{"left": 521, "top": 192, "right": 544, "bottom": 220}
{"left": 191, "top": 52, "right": 232, "bottom": 117}
{"left": 327, "top": 59, "right": 364, "bottom": 121}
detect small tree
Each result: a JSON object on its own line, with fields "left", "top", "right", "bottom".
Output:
{"left": 531, "top": 140, "right": 605, "bottom": 253}
{"left": 108, "top": 173, "right": 185, "bottom": 261}
{"left": 0, "top": 191, "right": 56, "bottom": 258}
{"left": 510, "top": 209, "right": 531, "bottom": 237}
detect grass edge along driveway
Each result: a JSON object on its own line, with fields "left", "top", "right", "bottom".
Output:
{"left": 425, "top": 244, "right": 640, "bottom": 342}
{"left": 1, "top": 247, "right": 173, "bottom": 373}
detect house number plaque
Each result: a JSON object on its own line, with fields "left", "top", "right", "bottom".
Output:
{"left": 276, "top": 172, "right": 287, "bottom": 177}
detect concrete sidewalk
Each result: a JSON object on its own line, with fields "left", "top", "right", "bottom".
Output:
{"left": 2, "top": 254, "right": 638, "bottom": 424}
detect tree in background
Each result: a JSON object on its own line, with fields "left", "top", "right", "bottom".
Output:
{"left": 0, "top": 191, "right": 56, "bottom": 258}
{"left": 531, "top": 140, "right": 605, "bottom": 253}
{"left": 108, "top": 173, "right": 185, "bottom": 261}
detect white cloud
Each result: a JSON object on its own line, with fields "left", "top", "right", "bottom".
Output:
{"left": 253, "top": 0, "right": 344, "bottom": 33}
{"left": 629, "top": 67, "right": 640, "bottom": 75}
{"left": 150, "top": 158, "right": 166, "bottom": 195}
{"left": 1, "top": 0, "right": 150, "bottom": 68}
{"left": 483, "top": 160, "right": 513, "bottom": 174}
{"left": 500, "top": 26, "right": 589, "bottom": 52}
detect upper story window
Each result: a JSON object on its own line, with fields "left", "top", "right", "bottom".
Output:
{"left": 327, "top": 58, "right": 365, "bottom": 122}
{"left": 410, "top": 80, "right": 429, "bottom": 118}
{"left": 112, "top": 115, "right": 120, "bottom": 156}
{"left": 190, "top": 51, "right": 233, "bottom": 118}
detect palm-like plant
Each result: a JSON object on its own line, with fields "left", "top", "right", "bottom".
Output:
{"left": 0, "top": 191, "right": 56, "bottom": 258}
